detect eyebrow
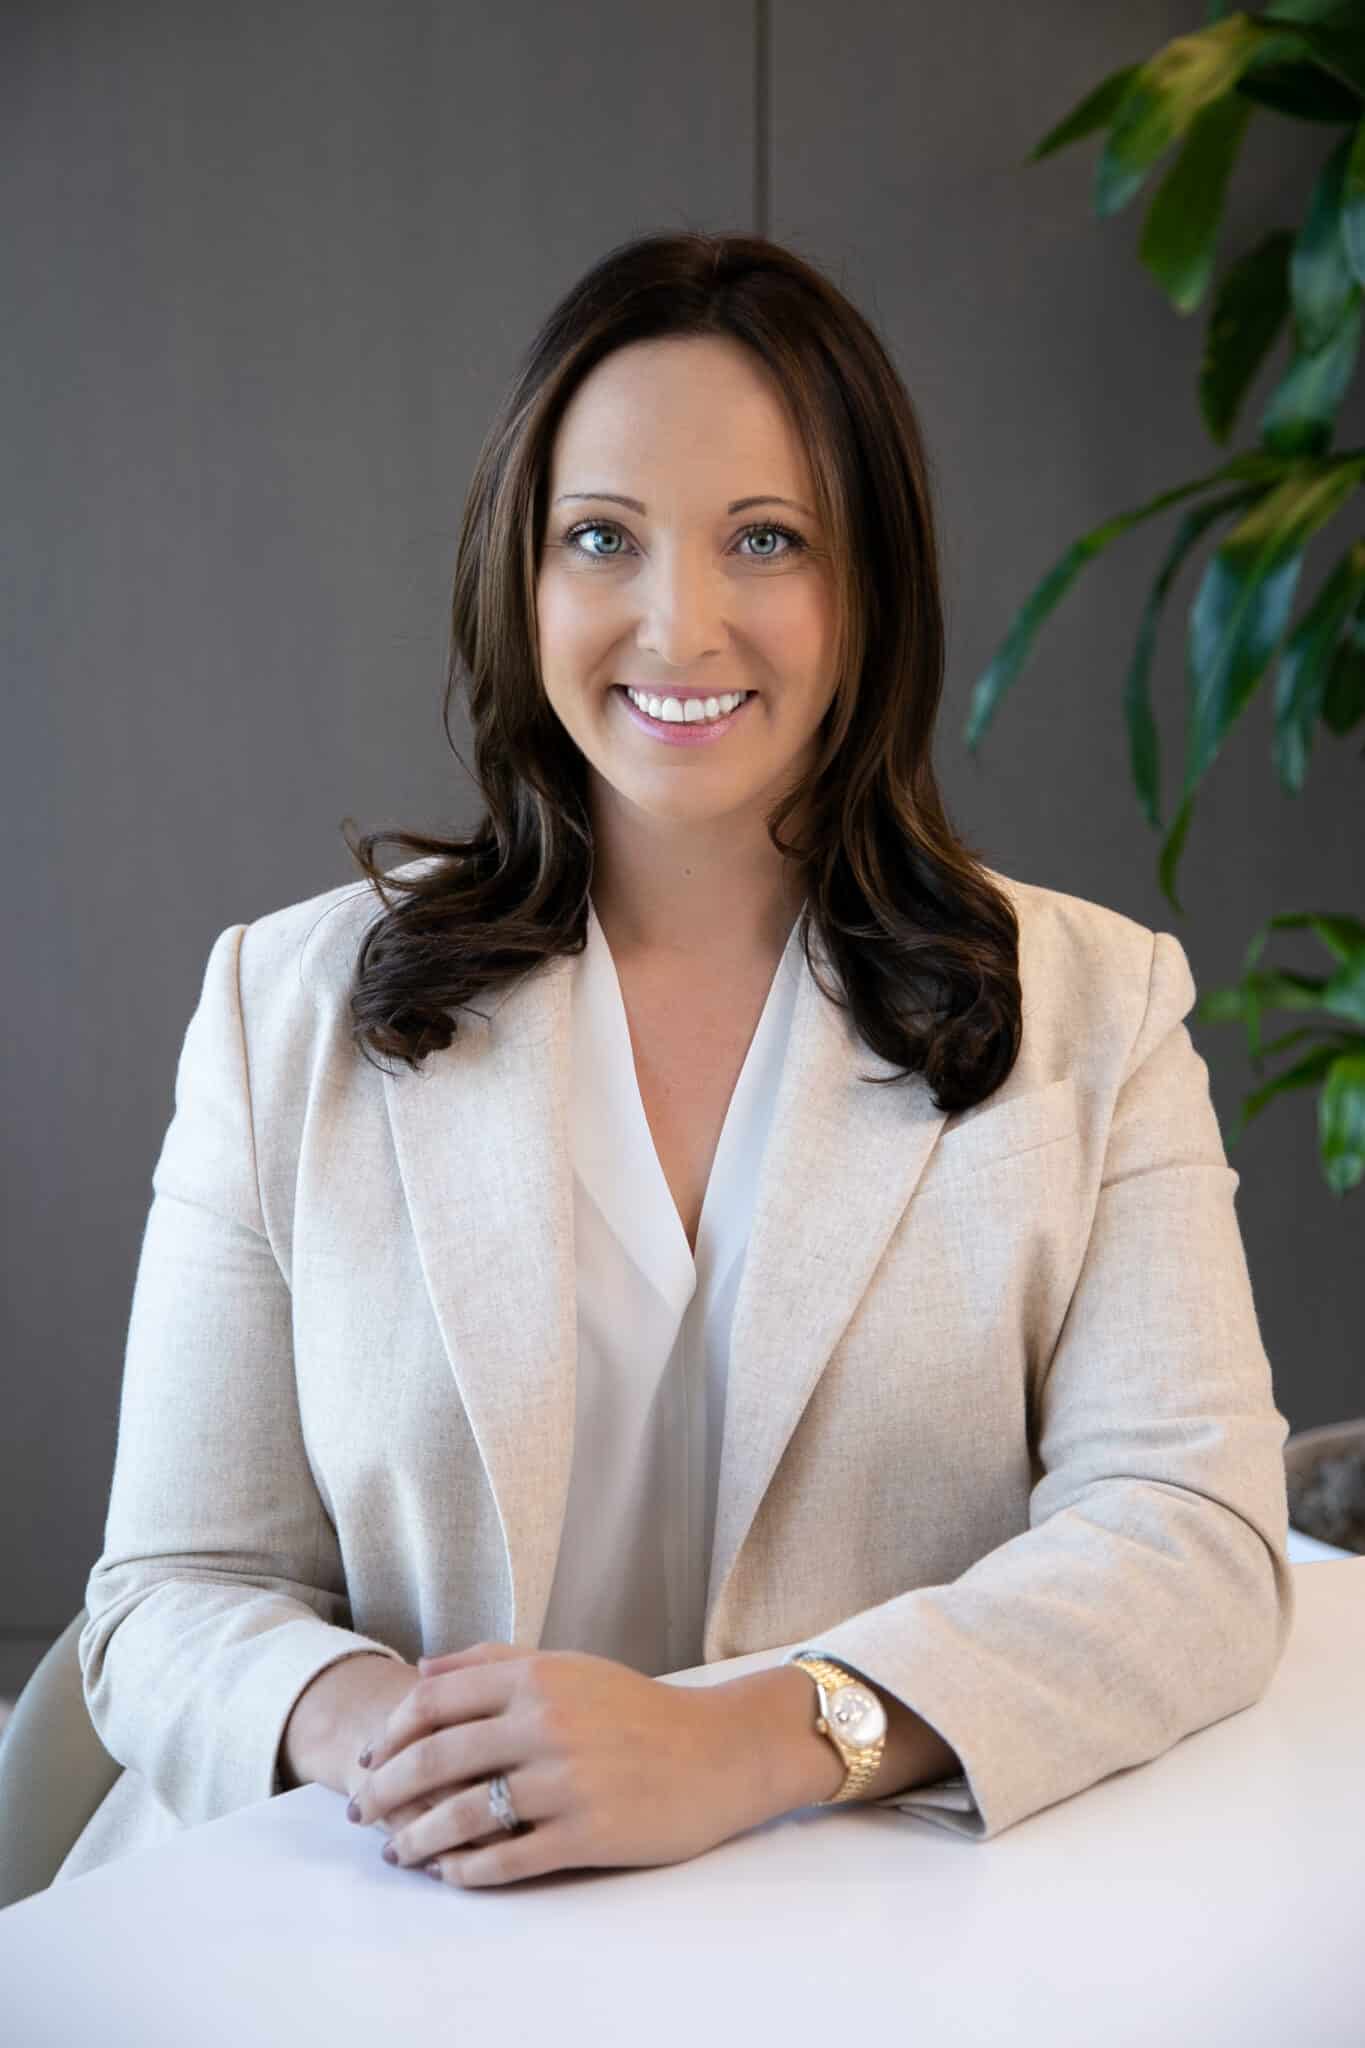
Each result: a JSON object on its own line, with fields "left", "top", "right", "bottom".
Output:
{"left": 554, "top": 491, "right": 815, "bottom": 519}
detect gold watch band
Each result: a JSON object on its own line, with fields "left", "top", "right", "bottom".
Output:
{"left": 791, "top": 1654, "right": 887, "bottom": 1805}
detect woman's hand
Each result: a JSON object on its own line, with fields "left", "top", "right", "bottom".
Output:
{"left": 338, "top": 1663, "right": 440, "bottom": 1852}
{"left": 346, "top": 1642, "right": 770, "bottom": 1889}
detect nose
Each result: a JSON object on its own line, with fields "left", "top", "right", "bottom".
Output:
{"left": 635, "top": 548, "right": 728, "bottom": 671}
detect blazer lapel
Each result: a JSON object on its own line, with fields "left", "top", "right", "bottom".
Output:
{"left": 700, "top": 926, "right": 948, "bottom": 1658}
{"left": 382, "top": 925, "right": 951, "bottom": 1665}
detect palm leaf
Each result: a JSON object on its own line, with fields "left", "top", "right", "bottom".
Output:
{"left": 1199, "top": 229, "right": 1294, "bottom": 442}
{"left": 1272, "top": 536, "right": 1365, "bottom": 787}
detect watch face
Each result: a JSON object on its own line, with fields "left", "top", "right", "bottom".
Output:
{"left": 828, "top": 1683, "right": 888, "bottom": 1750}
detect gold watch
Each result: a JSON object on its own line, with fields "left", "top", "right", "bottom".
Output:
{"left": 788, "top": 1652, "right": 888, "bottom": 1805}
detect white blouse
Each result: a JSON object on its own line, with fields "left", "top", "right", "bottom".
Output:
{"left": 540, "top": 895, "right": 806, "bottom": 1680}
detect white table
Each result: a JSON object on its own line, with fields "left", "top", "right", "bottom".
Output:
{"left": 2, "top": 1558, "right": 1361, "bottom": 2046}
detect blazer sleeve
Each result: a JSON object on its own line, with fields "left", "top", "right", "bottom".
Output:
{"left": 80, "top": 921, "right": 407, "bottom": 1829}
{"left": 786, "top": 926, "right": 1296, "bottom": 1840}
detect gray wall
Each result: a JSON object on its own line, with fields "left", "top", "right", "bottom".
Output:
{"left": 5, "top": 0, "right": 1361, "bottom": 1699}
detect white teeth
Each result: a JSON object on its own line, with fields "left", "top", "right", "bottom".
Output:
{"left": 624, "top": 688, "right": 748, "bottom": 724}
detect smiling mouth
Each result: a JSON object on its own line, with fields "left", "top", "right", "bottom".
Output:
{"left": 612, "top": 684, "right": 759, "bottom": 739}
{"left": 612, "top": 685, "right": 756, "bottom": 708}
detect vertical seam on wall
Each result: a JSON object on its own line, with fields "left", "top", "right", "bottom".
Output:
{"left": 754, "top": 0, "right": 770, "bottom": 236}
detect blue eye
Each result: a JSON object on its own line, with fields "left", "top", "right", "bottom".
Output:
{"left": 560, "top": 518, "right": 807, "bottom": 565}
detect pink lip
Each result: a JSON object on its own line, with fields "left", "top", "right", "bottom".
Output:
{"left": 614, "top": 685, "right": 755, "bottom": 747}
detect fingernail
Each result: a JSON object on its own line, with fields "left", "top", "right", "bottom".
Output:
{"left": 346, "top": 1798, "right": 362, "bottom": 1823}
{"left": 382, "top": 1842, "right": 399, "bottom": 1864}
{"left": 357, "top": 1745, "right": 372, "bottom": 1769}
{"left": 424, "top": 1861, "right": 443, "bottom": 1879}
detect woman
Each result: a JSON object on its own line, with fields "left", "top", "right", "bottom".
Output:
{"left": 59, "top": 230, "right": 1293, "bottom": 1890}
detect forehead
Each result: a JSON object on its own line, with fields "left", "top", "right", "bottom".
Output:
{"left": 548, "top": 336, "right": 810, "bottom": 489}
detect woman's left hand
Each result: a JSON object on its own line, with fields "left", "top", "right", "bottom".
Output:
{"left": 348, "top": 1642, "right": 769, "bottom": 1888}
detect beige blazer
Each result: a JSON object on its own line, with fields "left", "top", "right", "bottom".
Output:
{"left": 61, "top": 857, "right": 1294, "bottom": 1880}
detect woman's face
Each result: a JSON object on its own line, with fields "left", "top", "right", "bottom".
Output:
{"left": 535, "top": 335, "right": 840, "bottom": 833}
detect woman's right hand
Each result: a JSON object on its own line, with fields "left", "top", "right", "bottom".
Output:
{"left": 284, "top": 1651, "right": 439, "bottom": 1850}
{"left": 340, "top": 1657, "right": 482, "bottom": 1862}
{"left": 341, "top": 1654, "right": 510, "bottom": 1866}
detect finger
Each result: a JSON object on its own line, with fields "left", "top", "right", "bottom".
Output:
{"left": 374, "top": 1792, "right": 433, "bottom": 1840}
{"left": 371, "top": 1780, "right": 491, "bottom": 1840}
{"left": 386, "top": 1759, "right": 545, "bottom": 1867}
{"left": 359, "top": 1703, "right": 527, "bottom": 1826}
{"left": 362, "top": 1658, "right": 520, "bottom": 1775}
{"left": 378, "top": 1788, "right": 465, "bottom": 1856}
{"left": 418, "top": 1643, "right": 520, "bottom": 1676}
{"left": 432, "top": 1819, "right": 570, "bottom": 1890}
{"left": 356, "top": 1658, "right": 481, "bottom": 1774}
{"left": 350, "top": 1775, "right": 433, "bottom": 1829}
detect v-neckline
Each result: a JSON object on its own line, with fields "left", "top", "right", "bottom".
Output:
{"left": 583, "top": 901, "right": 803, "bottom": 1287}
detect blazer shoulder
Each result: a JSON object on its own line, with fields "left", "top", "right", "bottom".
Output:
{"left": 978, "top": 864, "right": 1176, "bottom": 1079}
{"left": 234, "top": 854, "right": 441, "bottom": 1034}
{"left": 982, "top": 864, "right": 1162, "bottom": 983}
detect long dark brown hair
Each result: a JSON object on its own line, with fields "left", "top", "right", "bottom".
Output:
{"left": 341, "top": 228, "right": 1021, "bottom": 1111}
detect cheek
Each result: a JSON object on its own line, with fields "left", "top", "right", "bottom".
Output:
{"left": 534, "top": 578, "right": 571, "bottom": 654}
{"left": 757, "top": 586, "right": 831, "bottom": 670}
{"left": 536, "top": 585, "right": 612, "bottom": 678}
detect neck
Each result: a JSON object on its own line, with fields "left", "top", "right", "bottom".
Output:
{"left": 590, "top": 867, "right": 806, "bottom": 969}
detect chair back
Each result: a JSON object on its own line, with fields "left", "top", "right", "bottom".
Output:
{"left": 0, "top": 1607, "right": 123, "bottom": 1908}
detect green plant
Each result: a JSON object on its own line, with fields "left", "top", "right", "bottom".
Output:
{"left": 965, "top": 0, "right": 1365, "bottom": 1195}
